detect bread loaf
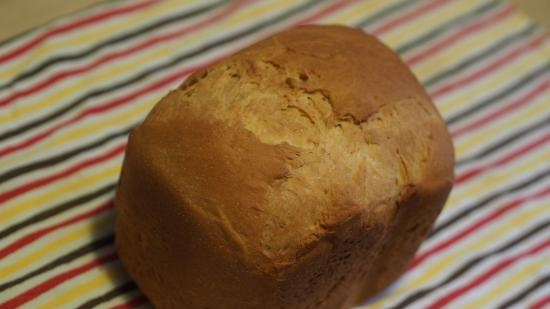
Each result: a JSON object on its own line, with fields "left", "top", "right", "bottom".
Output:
{"left": 115, "top": 25, "right": 454, "bottom": 309}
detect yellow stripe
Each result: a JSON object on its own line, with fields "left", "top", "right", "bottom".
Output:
{"left": 0, "top": 213, "right": 113, "bottom": 280}
{"left": 0, "top": 0, "right": 390, "bottom": 202}
{"left": 101, "top": 290, "right": 142, "bottom": 308}
{"left": 0, "top": 0, "right": 311, "bottom": 169}
{"left": 365, "top": 202, "right": 546, "bottom": 309}
{"left": 0, "top": 0, "right": 187, "bottom": 80}
{"left": 221, "top": 0, "right": 296, "bottom": 26}
{"left": 438, "top": 51, "right": 546, "bottom": 118}
{"left": 412, "top": 13, "right": 529, "bottom": 80}
{"left": 1, "top": 93, "right": 156, "bottom": 169}
{"left": 328, "top": 0, "right": 474, "bottom": 52}
{"left": 321, "top": 0, "right": 395, "bottom": 25}
{"left": 50, "top": 106, "right": 155, "bottom": 153}
{"left": 0, "top": 96, "right": 154, "bottom": 222}
{"left": 462, "top": 258, "right": 548, "bottom": 308}
{"left": 446, "top": 154, "right": 548, "bottom": 211}
{"left": 1, "top": 163, "right": 120, "bottom": 224}
{"left": 414, "top": 204, "right": 546, "bottom": 287}
{"left": 0, "top": 0, "right": 546, "bottom": 307}
{"left": 35, "top": 262, "right": 126, "bottom": 309}
{"left": 382, "top": 0, "right": 474, "bottom": 49}
{"left": 1, "top": 102, "right": 150, "bottom": 173}
{"left": 0, "top": 0, "right": 296, "bottom": 125}
{"left": 454, "top": 99, "right": 548, "bottom": 158}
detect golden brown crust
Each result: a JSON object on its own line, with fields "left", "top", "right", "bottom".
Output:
{"left": 115, "top": 25, "right": 454, "bottom": 309}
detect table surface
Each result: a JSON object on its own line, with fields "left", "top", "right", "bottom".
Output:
{"left": 0, "top": 0, "right": 548, "bottom": 42}
{"left": 0, "top": 1, "right": 548, "bottom": 308}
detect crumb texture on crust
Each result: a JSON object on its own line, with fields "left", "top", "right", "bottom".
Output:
{"left": 115, "top": 25, "right": 455, "bottom": 309}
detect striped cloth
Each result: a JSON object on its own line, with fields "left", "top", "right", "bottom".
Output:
{"left": 0, "top": 0, "right": 548, "bottom": 308}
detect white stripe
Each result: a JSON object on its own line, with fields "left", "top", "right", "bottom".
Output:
{"left": 356, "top": 0, "right": 416, "bottom": 30}
{"left": 0, "top": 0, "right": 134, "bottom": 54}
{"left": 0, "top": 0, "right": 366, "bottom": 185}
{"left": 0, "top": 0, "right": 345, "bottom": 169}
{"left": 0, "top": 0, "right": 338, "bottom": 217}
{"left": 436, "top": 34, "right": 545, "bottom": 110}
{"left": 454, "top": 138, "right": 549, "bottom": 198}
{"left": 444, "top": 59, "right": 546, "bottom": 130}
{"left": 10, "top": 247, "right": 118, "bottom": 308}
{"left": 97, "top": 290, "right": 145, "bottom": 309}
{"left": 413, "top": 228, "right": 549, "bottom": 308}
{"left": 0, "top": 0, "right": 309, "bottom": 147}
{"left": 0, "top": 124, "right": 130, "bottom": 186}
{"left": 395, "top": 0, "right": 504, "bottom": 58}
{"left": 428, "top": 175, "right": 550, "bottom": 248}
{"left": 0, "top": 183, "right": 113, "bottom": 252}
{"left": 454, "top": 253, "right": 549, "bottom": 308}
{"left": 0, "top": 0, "right": 253, "bottom": 110}
{"left": 379, "top": 0, "right": 466, "bottom": 39}
{"left": 410, "top": 11, "right": 528, "bottom": 87}
{"left": 453, "top": 95, "right": 548, "bottom": 157}
{"left": 423, "top": 23, "right": 540, "bottom": 91}
{"left": 0, "top": 133, "right": 122, "bottom": 216}
{"left": 375, "top": 225, "right": 548, "bottom": 309}
{"left": 453, "top": 112, "right": 549, "bottom": 173}
{"left": 0, "top": 246, "right": 115, "bottom": 303}
{"left": 0, "top": 0, "right": 160, "bottom": 75}
{"left": 0, "top": 207, "right": 115, "bottom": 288}
{"left": 0, "top": 0, "right": 222, "bottom": 96}
{"left": 33, "top": 258, "right": 126, "bottom": 309}
{"left": 0, "top": 155, "right": 121, "bottom": 225}
{"left": 416, "top": 179, "right": 549, "bottom": 271}
{"left": 523, "top": 280, "right": 550, "bottom": 308}
{"left": 0, "top": 89, "right": 154, "bottom": 173}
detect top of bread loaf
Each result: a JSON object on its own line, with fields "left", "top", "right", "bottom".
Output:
{"left": 128, "top": 25, "right": 454, "bottom": 276}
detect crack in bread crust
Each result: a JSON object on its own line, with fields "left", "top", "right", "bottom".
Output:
{"left": 115, "top": 25, "right": 455, "bottom": 309}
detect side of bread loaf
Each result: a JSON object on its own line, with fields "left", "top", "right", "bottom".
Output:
{"left": 115, "top": 25, "right": 454, "bottom": 309}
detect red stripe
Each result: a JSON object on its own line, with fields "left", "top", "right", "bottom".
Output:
{"left": 109, "top": 295, "right": 149, "bottom": 309}
{"left": 0, "top": 200, "right": 112, "bottom": 260}
{"left": 0, "top": 144, "right": 125, "bottom": 205}
{"left": 0, "top": 0, "right": 248, "bottom": 108}
{"left": 528, "top": 296, "right": 550, "bottom": 309}
{"left": 405, "top": 5, "right": 514, "bottom": 66}
{"left": 0, "top": 1, "right": 356, "bottom": 280}
{"left": 431, "top": 35, "right": 546, "bottom": 99}
{"left": 0, "top": 62, "right": 199, "bottom": 160}
{"left": 0, "top": 0, "right": 352, "bottom": 160}
{"left": 0, "top": 0, "right": 158, "bottom": 65}
{"left": 372, "top": 0, "right": 453, "bottom": 35}
{"left": 0, "top": 251, "right": 117, "bottom": 309}
{"left": 297, "top": 0, "right": 356, "bottom": 25}
{"left": 410, "top": 187, "right": 550, "bottom": 269}
{"left": 455, "top": 133, "right": 550, "bottom": 185}
{"left": 425, "top": 239, "right": 550, "bottom": 309}
{"left": 451, "top": 80, "right": 549, "bottom": 139}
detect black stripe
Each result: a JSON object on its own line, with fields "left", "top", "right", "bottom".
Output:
{"left": 0, "top": 234, "right": 114, "bottom": 293}
{"left": 422, "top": 23, "right": 538, "bottom": 88}
{"left": 395, "top": 0, "right": 502, "bottom": 55}
{"left": 353, "top": 0, "right": 422, "bottom": 29}
{"left": 446, "top": 64, "right": 549, "bottom": 126}
{"left": 0, "top": 0, "right": 120, "bottom": 48}
{"left": 456, "top": 116, "right": 549, "bottom": 167}
{"left": 494, "top": 275, "right": 550, "bottom": 309}
{"left": 0, "top": 1, "right": 226, "bottom": 91}
{"left": 75, "top": 282, "right": 138, "bottom": 309}
{"left": 0, "top": 124, "right": 134, "bottom": 184}
{"left": 0, "top": 183, "right": 115, "bottom": 240}
{"left": 429, "top": 170, "right": 549, "bottom": 239}
{"left": 0, "top": 0, "right": 324, "bottom": 143}
{"left": 389, "top": 220, "right": 550, "bottom": 309}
